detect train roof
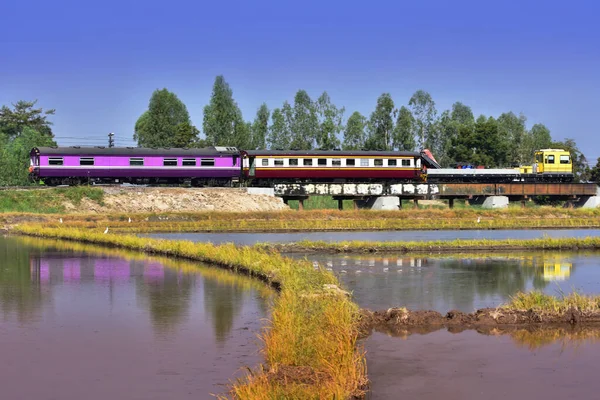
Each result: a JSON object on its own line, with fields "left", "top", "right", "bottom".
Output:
{"left": 31, "top": 146, "right": 239, "bottom": 156}
{"left": 242, "top": 150, "right": 421, "bottom": 157}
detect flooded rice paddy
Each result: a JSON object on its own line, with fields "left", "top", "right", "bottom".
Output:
{"left": 148, "top": 229, "right": 600, "bottom": 246}
{"left": 0, "top": 235, "right": 272, "bottom": 400}
{"left": 6, "top": 230, "right": 600, "bottom": 399}
{"left": 300, "top": 251, "right": 600, "bottom": 312}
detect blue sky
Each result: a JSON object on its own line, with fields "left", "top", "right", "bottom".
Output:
{"left": 1, "top": 0, "right": 599, "bottom": 161}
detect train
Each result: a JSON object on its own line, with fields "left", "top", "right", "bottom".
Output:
{"left": 28, "top": 146, "right": 574, "bottom": 186}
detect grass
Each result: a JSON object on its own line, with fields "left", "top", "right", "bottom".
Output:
{"left": 5, "top": 206, "right": 600, "bottom": 232}
{"left": 504, "top": 291, "right": 600, "bottom": 315}
{"left": 0, "top": 187, "right": 104, "bottom": 213}
{"left": 257, "top": 236, "right": 600, "bottom": 254}
{"left": 13, "top": 225, "right": 367, "bottom": 399}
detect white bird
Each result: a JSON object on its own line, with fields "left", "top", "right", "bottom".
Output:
{"left": 340, "top": 270, "right": 347, "bottom": 274}
{"left": 104, "top": 227, "right": 109, "bottom": 234}
{"left": 128, "top": 217, "right": 132, "bottom": 223}
{"left": 477, "top": 216, "right": 481, "bottom": 223}
{"left": 59, "top": 218, "right": 63, "bottom": 224}
{"left": 355, "top": 270, "right": 362, "bottom": 274}
{"left": 383, "top": 267, "right": 389, "bottom": 272}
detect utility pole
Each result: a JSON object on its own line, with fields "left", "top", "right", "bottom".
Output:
{"left": 108, "top": 132, "right": 114, "bottom": 148}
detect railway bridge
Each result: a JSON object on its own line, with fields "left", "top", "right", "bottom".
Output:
{"left": 272, "top": 182, "right": 600, "bottom": 210}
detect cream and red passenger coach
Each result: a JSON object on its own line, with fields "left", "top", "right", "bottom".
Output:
{"left": 240, "top": 150, "right": 425, "bottom": 184}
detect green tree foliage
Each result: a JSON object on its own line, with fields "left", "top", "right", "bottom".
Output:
{"left": 408, "top": 90, "right": 437, "bottom": 150}
{"left": 267, "top": 105, "right": 292, "bottom": 150}
{"left": 551, "top": 138, "right": 588, "bottom": 182}
{"left": 315, "top": 92, "right": 344, "bottom": 150}
{"left": 134, "top": 89, "right": 197, "bottom": 148}
{"left": 290, "top": 90, "right": 318, "bottom": 150}
{"left": 172, "top": 122, "right": 201, "bottom": 148}
{"left": 203, "top": 75, "right": 250, "bottom": 148}
{"left": 497, "top": 112, "right": 527, "bottom": 164}
{"left": 521, "top": 123, "right": 552, "bottom": 162}
{"left": 393, "top": 106, "right": 416, "bottom": 151}
{"left": 342, "top": 112, "right": 367, "bottom": 150}
{"left": 589, "top": 158, "right": 600, "bottom": 183}
{"left": 250, "top": 103, "right": 270, "bottom": 150}
{"left": 365, "top": 93, "right": 395, "bottom": 150}
{"left": 0, "top": 100, "right": 55, "bottom": 138}
{"left": 0, "top": 127, "right": 56, "bottom": 185}
{"left": 448, "top": 115, "right": 509, "bottom": 167}
{"left": 435, "top": 103, "right": 474, "bottom": 166}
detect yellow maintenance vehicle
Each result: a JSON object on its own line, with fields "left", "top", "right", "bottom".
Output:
{"left": 517, "top": 149, "right": 573, "bottom": 182}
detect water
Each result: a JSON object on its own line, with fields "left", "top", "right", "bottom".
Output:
{"left": 365, "top": 328, "right": 600, "bottom": 400}
{"left": 147, "top": 229, "right": 600, "bottom": 246}
{"left": 0, "top": 236, "right": 272, "bottom": 400}
{"left": 299, "top": 252, "right": 600, "bottom": 312}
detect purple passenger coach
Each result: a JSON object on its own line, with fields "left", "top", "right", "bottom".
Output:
{"left": 29, "top": 146, "right": 241, "bottom": 186}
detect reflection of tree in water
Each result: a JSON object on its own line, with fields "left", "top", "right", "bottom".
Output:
{"left": 202, "top": 277, "right": 245, "bottom": 345}
{"left": 438, "top": 255, "right": 573, "bottom": 310}
{"left": 0, "top": 237, "right": 46, "bottom": 322}
{"left": 136, "top": 265, "right": 195, "bottom": 335}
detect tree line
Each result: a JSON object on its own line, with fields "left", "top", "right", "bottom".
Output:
{"left": 134, "top": 75, "right": 588, "bottom": 178}
{"left": 0, "top": 76, "right": 598, "bottom": 185}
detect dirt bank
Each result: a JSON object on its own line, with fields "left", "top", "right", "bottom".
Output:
{"left": 65, "top": 187, "right": 289, "bottom": 213}
{"left": 358, "top": 307, "right": 600, "bottom": 338}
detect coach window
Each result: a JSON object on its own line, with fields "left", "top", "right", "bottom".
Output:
{"left": 80, "top": 157, "right": 94, "bottom": 166}
{"left": 332, "top": 159, "right": 341, "bottom": 166}
{"left": 274, "top": 159, "right": 284, "bottom": 166}
{"left": 49, "top": 157, "right": 64, "bottom": 166}
{"left": 402, "top": 159, "right": 411, "bottom": 166}
{"left": 289, "top": 159, "right": 298, "bottom": 166}
{"left": 360, "top": 159, "right": 369, "bottom": 167}
{"left": 374, "top": 159, "right": 383, "bottom": 166}
{"left": 560, "top": 155, "right": 570, "bottom": 164}
{"left": 163, "top": 158, "right": 178, "bottom": 166}
{"left": 200, "top": 158, "right": 215, "bottom": 167}
{"left": 303, "top": 159, "right": 313, "bottom": 166}
{"left": 182, "top": 158, "right": 196, "bottom": 166}
{"left": 547, "top": 155, "right": 555, "bottom": 164}
{"left": 261, "top": 158, "right": 269, "bottom": 166}
{"left": 318, "top": 158, "right": 327, "bottom": 166}
{"left": 130, "top": 158, "right": 144, "bottom": 166}
{"left": 388, "top": 159, "right": 397, "bottom": 167}
{"left": 346, "top": 159, "right": 355, "bottom": 167}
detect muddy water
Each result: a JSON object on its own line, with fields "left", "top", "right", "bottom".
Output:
{"left": 0, "top": 236, "right": 272, "bottom": 400}
{"left": 299, "top": 252, "right": 600, "bottom": 312}
{"left": 365, "top": 328, "right": 600, "bottom": 400}
{"left": 147, "top": 229, "right": 600, "bottom": 245}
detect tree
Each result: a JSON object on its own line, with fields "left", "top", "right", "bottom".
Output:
{"left": 290, "top": 90, "right": 318, "bottom": 150}
{"left": 522, "top": 123, "right": 552, "bottom": 162}
{"left": 0, "top": 127, "right": 56, "bottom": 185}
{"left": 250, "top": 103, "right": 270, "bottom": 150}
{"left": 267, "top": 105, "right": 292, "bottom": 150}
{"left": 315, "top": 92, "right": 343, "bottom": 150}
{"left": 589, "top": 158, "right": 600, "bottom": 183}
{"left": 203, "top": 75, "right": 248, "bottom": 147}
{"left": 393, "top": 106, "right": 416, "bottom": 151}
{"left": 0, "top": 100, "right": 55, "bottom": 138}
{"left": 408, "top": 90, "right": 437, "bottom": 150}
{"left": 497, "top": 112, "right": 527, "bottom": 164}
{"left": 134, "top": 89, "right": 195, "bottom": 148}
{"left": 365, "top": 93, "right": 395, "bottom": 150}
{"left": 343, "top": 112, "right": 367, "bottom": 150}
{"left": 551, "top": 138, "right": 588, "bottom": 182}
{"left": 172, "top": 122, "right": 201, "bottom": 148}
{"left": 437, "top": 103, "right": 475, "bottom": 166}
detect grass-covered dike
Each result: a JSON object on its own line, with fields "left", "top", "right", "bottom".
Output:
{"left": 13, "top": 225, "right": 367, "bottom": 399}
{"left": 262, "top": 236, "right": 600, "bottom": 254}
{"left": 0, "top": 187, "right": 104, "bottom": 213}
